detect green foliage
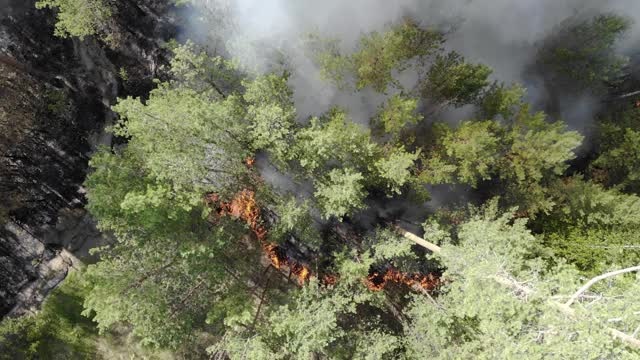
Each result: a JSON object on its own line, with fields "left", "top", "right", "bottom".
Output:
{"left": 84, "top": 145, "right": 258, "bottom": 349}
{"left": 82, "top": 220, "right": 250, "bottom": 349}
{"left": 168, "top": 41, "right": 241, "bottom": 96}
{"left": 35, "top": 0, "right": 112, "bottom": 39}
{"left": 538, "top": 14, "right": 631, "bottom": 91}
{"left": 425, "top": 120, "right": 502, "bottom": 187}
{"left": 31, "top": 12, "right": 640, "bottom": 357}
{"left": 210, "top": 251, "right": 395, "bottom": 359}
{"left": 375, "top": 94, "right": 422, "bottom": 137}
{"left": 111, "top": 82, "right": 249, "bottom": 196}
{"left": 44, "top": 89, "right": 69, "bottom": 117}
{"left": 507, "top": 108, "right": 583, "bottom": 183}
{"left": 545, "top": 227, "right": 640, "bottom": 276}
{"left": 500, "top": 109, "right": 583, "bottom": 214}
{"left": 292, "top": 107, "right": 421, "bottom": 204}
{"left": 547, "top": 177, "right": 640, "bottom": 228}
{"left": 538, "top": 177, "right": 640, "bottom": 275}
{"left": 0, "top": 272, "right": 96, "bottom": 359}
{"left": 479, "top": 82, "right": 526, "bottom": 119}
{"left": 593, "top": 128, "right": 640, "bottom": 191}
{"left": 423, "top": 51, "right": 492, "bottom": 107}
{"left": 424, "top": 107, "right": 583, "bottom": 215}
{"left": 85, "top": 147, "right": 202, "bottom": 238}
{"left": 293, "top": 109, "right": 377, "bottom": 174}
{"left": 406, "top": 203, "right": 640, "bottom": 359}
{"left": 352, "top": 21, "right": 444, "bottom": 92}
{"left": 365, "top": 228, "right": 419, "bottom": 272}
{"left": 117, "top": 68, "right": 129, "bottom": 82}
{"left": 243, "top": 74, "right": 296, "bottom": 165}
{"left": 271, "top": 195, "right": 321, "bottom": 248}
{"left": 315, "top": 168, "right": 367, "bottom": 219}
{"left": 310, "top": 21, "right": 443, "bottom": 92}
{"left": 374, "top": 146, "right": 420, "bottom": 195}
{"left": 305, "top": 34, "right": 354, "bottom": 89}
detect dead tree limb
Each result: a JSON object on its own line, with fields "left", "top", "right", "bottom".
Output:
{"left": 251, "top": 269, "right": 272, "bottom": 331}
{"left": 564, "top": 265, "right": 640, "bottom": 307}
{"left": 397, "top": 227, "right": 442, "bottom": 253}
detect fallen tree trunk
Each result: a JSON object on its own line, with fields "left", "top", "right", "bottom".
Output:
{"left": 398, "top": 227, "right": 442, "bottom": 253}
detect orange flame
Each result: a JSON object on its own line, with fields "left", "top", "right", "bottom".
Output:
{"left": 366, "top": 268, "right": 440, "bottom": 292}
{"left": 205, "top": 190, "right": 441, "bottom": 292}
{"left": 205, "top": 190, "right": 313, "bottom": 285}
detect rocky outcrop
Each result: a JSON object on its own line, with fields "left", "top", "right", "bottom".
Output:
{"left": 0, "top": 0, "right": 180, "bottom": 317}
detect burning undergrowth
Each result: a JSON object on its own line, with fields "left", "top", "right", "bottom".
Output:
{"left": 205, "top": 188, "right": 313, "bottom": 285}
{"left": 204, "top": 160, "right": 441, "bottom": 293}
{"left": 366, "top": 267, "right": 440, "bottom": 292}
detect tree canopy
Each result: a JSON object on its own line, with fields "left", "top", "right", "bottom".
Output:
{"left": 7, "top": 9, "right": 640, "bottom": 359}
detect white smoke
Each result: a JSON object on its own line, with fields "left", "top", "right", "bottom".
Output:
{"left": 185, "top": 0, "right": 639, "bottom": 122}
{"left": 180, "top": 0, "right": 640, "bottom": 223}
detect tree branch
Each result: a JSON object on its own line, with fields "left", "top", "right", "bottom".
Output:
{"left": 564, "top": 265, "right": 640, "bottom": 307}
{"left": 397, "top": 226, "right": 442, "bottom": 253}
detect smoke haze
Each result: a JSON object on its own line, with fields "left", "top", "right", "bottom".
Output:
{"left": 185, "top": 0, "right": 639, "bottom": 123}
{"left": 182, "top": 0, "right": 640, "bottom": 226}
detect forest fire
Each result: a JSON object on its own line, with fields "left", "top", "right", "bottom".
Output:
{"left": 366, "top": 268, "right": 440, "bottom": 292}
{"left": 205, "top": 189, "right": 441, "bottom": 291}
{"left": 205, "top": 189, "right": 313, "bottom": 285}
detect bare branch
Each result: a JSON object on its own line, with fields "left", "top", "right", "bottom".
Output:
{"left": 564, "top": 265, "right": 640, "bottom": 307}
{"left": 397, "top": 226, "right": 442, "bottom": 253}
{"left": 609, "top": 328, "right": 640, "bottom": 349}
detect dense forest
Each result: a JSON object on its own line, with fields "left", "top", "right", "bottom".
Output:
{"left": 2, "top": 0, "right": 640, "bottom": 359}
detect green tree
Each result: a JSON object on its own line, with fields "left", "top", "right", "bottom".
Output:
{"left": 537, "top": 14, "right": 631, "bottom": 91}
{"left": 537, "top": 177, "right": 640, "bottom": 275}
{"left": 292, "top": 107, "right": 422, "bottom": 204}
{"left": 309, "top": 21, "right": 444, "bottom": 92}
{"left": 270, "top": 195, "right": 321, "bottom": 249}
{"left": 84, "top": 144, "right": 263, "bottom": 349}
{"left": 167, "top": 40, "right": 242, "bottom": 96}
{"left": 374, "top": 94, "right": 422, "bottom": 138}
{"left": 352, "top": 21, "right": 444, "bottom": 92}
{"left": 111, "top": 44, "right": 251, "bottom": 198}
{"left": 209, "top": 249, "right": 399, "bottom": 360}
{"left": 0, "top": 272, "right": 96, "bottom": 359}
{"left": 243, "top": 73, "right": 297, "bottom": 165}
{"left": 422, "top": 51, "right": 492, "bottom": 107}
{"left": 81, "top": 44, "right": 283, "bottom": 348}
{"left": 315, "top": 168, "right": 367, "bottom": 219}
{"left": 112, "top": 86, "right": 249, "bottom": 195}
{"left": 424, "top": 120, "right": 502, "bottom": 187}
{"left": 423, "top": 107, "right": 583, "bottom": 215}
{"left": 35, "top": 0, "right": 112, "bottom": 39}
{"left": 374, "top": 146, "right": 420, "bottom": 195}
{"left": 83, "top": 230, "right": 241, "bottom": 349}
{"left": 590, "top": 107, "right": 640, "bottom": 193}
{"left": 404, "top": 202, "right": 640, "bottom": 358}
{"left": 305, "top": 34, "right": 354, "bottom": 90}
{"left": 479, "top": 82, "right": 526, "bottom": 119}
{"left": 293, "top": 109, "right": 377, "bottom": 174}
